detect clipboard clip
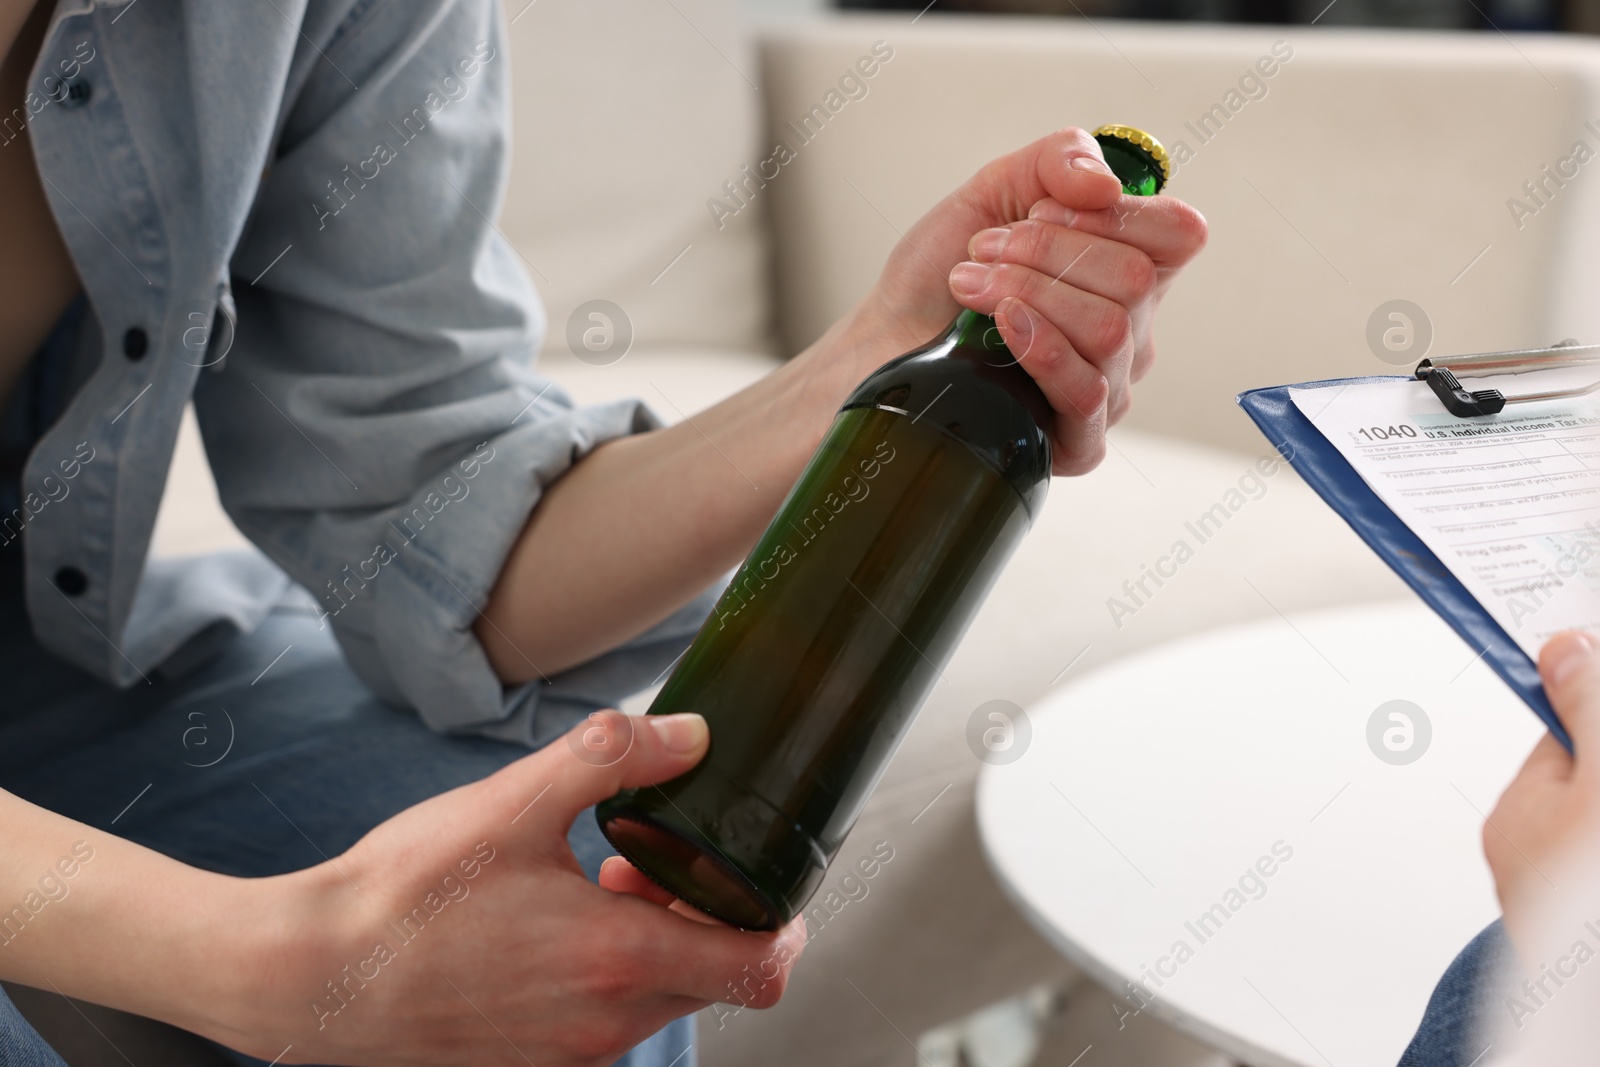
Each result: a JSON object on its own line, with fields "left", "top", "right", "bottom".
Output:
{"left": 1414, "top": 339, "right": 1600, "bottom": 418}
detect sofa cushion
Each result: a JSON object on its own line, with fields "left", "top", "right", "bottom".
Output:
{"left": 500, "top": 0, "right": 776, "bottom": 360}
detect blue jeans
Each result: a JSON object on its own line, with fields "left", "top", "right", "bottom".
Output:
{"left": 0, "top": 577, "right": 693, "bottom": 1067}
{"left": 1398, "top": 920, "right": 1512, "bottom": 1066}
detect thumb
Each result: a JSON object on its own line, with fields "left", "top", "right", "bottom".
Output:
{"left": 491, "top": 709, "right": 710, "bottom": 843}
{"left": 945, "top": 127, "right": 1123, "bottom": 237}
{"left": 1539, "top": 631, "right": 1600, "bottom": 761}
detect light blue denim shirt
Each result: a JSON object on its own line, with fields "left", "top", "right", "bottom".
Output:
{"left": 17, "top": 0, "right": 705, "bottom": 744}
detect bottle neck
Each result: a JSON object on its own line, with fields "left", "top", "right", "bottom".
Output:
{"left": 950, "top": 308, "right": 1008, "bottom": 353}
{"left": 945, "top": 146, "right": 1158, "bottom": 355}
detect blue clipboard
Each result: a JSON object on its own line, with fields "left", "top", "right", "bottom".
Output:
{"left": 1237, "top": 377, "right": 1571, "bottom": 751}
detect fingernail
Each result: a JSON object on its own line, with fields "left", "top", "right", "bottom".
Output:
{"left": 1546, "top": 631, "right": 1600, "bottom": 689}
{"left": 949, "top": 261, "right": 992, "bottom": 297}
{"left": 1028, "top": 200, "right": 1076, "bottom": 226}
{"left": 1071, "top": 155, "right": 1114, "bottom": 176}
{"left": 652, "top": 713, "right": 708, "bottom": 753}
{"left": 969, "top": 227, "right": 1010, "bottom": 262}
{"left": 999, "top": 298, "right": 1033, "bottom": 344}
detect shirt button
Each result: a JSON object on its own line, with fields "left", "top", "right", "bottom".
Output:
{"left": 122, "top": 327, "right": 147, "bottom": 361}
{"left": 54, "top": 567, "right": 88, "bottom": 596}
{"left": 60, "top": 79, "right": 91, "bottom": 109}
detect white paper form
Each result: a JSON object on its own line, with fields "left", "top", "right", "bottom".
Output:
{"left": 1291, "top": 372, "right": 1600, "bottom": 659}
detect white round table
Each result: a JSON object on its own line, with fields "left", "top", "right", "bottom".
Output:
{"left": 976, "top": 601, "right": 1546, "bottom": 1067}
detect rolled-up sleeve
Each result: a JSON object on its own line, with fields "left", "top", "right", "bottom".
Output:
{"left": 193, "top": 0, "right": 669, "bottom": 736}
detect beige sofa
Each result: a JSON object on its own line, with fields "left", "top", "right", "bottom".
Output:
{"left": 21, "top": 5, "right": 1600, "bottom": 1065}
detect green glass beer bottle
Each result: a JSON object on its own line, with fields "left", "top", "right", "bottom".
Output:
{"left": 596, "top": 126, "right": 1171, "bottom": 930}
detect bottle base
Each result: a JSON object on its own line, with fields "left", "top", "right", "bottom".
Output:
{"left": 595, "top": 770, "right": 829, "bottom": 931}
{"left": 598, "top": 811, "right": 782, "bottom": 930}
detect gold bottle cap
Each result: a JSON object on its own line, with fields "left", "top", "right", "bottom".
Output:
{"left": 1091, "top": 124, "right": 1172, "bottom": 187}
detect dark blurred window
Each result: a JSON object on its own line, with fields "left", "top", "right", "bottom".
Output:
{"left": 837, "top": 0, "right": 1589, "bottom": 31}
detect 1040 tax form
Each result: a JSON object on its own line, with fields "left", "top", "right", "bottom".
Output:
{"left": 1291, "top": 373, "right": 1600, "bottom": 660}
